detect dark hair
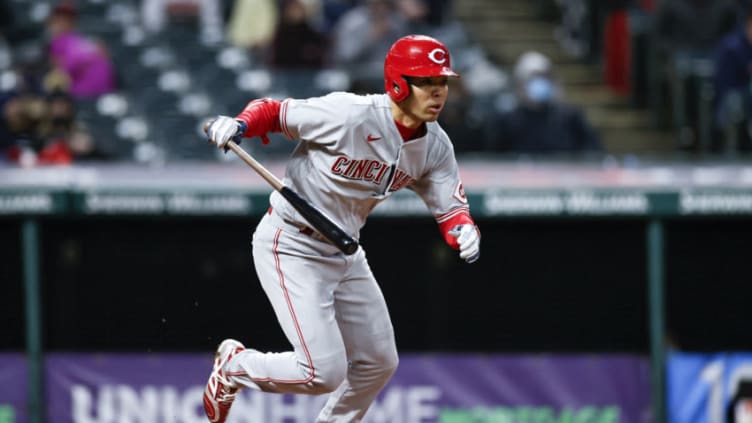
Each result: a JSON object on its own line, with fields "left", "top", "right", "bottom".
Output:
{"left": 51, "top": 1, "right": 78, "bottom": 19}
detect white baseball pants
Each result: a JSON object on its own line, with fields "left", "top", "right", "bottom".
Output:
{"left": 225, "top": 210, "right": 399, "bottom": 422}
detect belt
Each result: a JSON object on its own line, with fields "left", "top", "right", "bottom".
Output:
{"left": 268, "top": 206, "right": 319, "bottom": 238}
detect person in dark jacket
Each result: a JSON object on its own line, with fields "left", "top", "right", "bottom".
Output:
{"left": 712, "top": 4, "right": 752, "bottom": 151}
{"left": 486, "top": 50, "right": 602, "bottom": 155}
{"left": 267, "top": 0, "right": 330, "bottom": 69}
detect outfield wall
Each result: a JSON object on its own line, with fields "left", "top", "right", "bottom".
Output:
{"left": 3, "top": 161, "right": 752, "bottom": 422}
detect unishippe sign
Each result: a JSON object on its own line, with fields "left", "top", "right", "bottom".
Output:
{"left": 1, "top": 353, "right": 650, "bottom": 422}
{"left": 0, "top": 354, "right": 26, "bottom": 422}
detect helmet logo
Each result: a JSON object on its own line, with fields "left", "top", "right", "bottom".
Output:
{"left": 428, "top": 48, "right": 447, "bottom": 64}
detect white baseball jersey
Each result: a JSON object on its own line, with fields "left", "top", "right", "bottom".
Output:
{"left": 269, "top": 92, "right": 469, "bottom": 239}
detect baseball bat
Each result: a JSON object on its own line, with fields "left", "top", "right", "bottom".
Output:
{"left": 204, "top": 120, "right": 359, "bottom": 255}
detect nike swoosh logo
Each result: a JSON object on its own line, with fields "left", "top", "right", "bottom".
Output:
{"left": 367, "top": 134, "right": 382, "bottom": 142}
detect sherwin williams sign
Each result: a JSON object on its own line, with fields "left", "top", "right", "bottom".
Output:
{"left": 41, "top": 354, "right": 649, "bottom": 422}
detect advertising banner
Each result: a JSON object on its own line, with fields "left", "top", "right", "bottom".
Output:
{"left": 0, "top": 353, "right": 28, "bottom": 423}
{"left": 668, "top": 352, "right": 752, "bottom": 423}
{"left": 46, "top": 353, "right": 650, "bottom": 423}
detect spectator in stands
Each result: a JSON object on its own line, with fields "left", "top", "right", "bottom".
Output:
{"left": 653, "top": 0, "right": 740, "bottom": 150}
{"left": 600, "top": 0, "right": 636, "bottom": 96}
{"left": 551, "top": 0, "right": 638, "bottom": 66}
{"left": 141, "top": 0, "right": 224, "bottom": 45}
{"left": 331, "top": 0, "right": 408, "bottom": 93}
{"left": 0, "top": 92, "right": 46, "bottom": 164}
{"left": 485, "top": 51, "right": 602, "bottom": 155}
{"left": 3, "top": 90, "right": 102, "bottom": 165}
{"left": 438, "top": 77, "right": 486, "bottom": 154}
{"left": 40, "top": 90, "right": 103, "bottom": 161}
{"left": 398, "top": 0, "right": 464, "bottom": 47}
{"left": 22, "top": 90, "right": 77, "bottom": 165}
{"left": 398, "top": 0, "right": 436, "bottom": 33}
{"left": 655, "top": 0, "right": 739, "bottom": 57}
{"left": 552, "top": 0, "right": 591, "bottom": 59}
{"left": 320, "top": 0, "right": 357, "bottom": 33}
{"left": 712, "top": 3, "right": 752, "bottom": 152}
{"left": 225, "top": 0, "right": 278, "bottom": 53}
{"left": 46, "top": 1, "right": 116, "bottom": 99}
{"left": 268, "top": 0, "right": 330, "bottom": 69}
{"left": 1, "top": 44, "right": 51, "bottom": 161}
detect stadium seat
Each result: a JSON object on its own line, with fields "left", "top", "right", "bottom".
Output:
{"left": 157, "top": 114, "right": 215, "bottom": 161}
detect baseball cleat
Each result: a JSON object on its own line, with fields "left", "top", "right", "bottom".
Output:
{"left": 203, "top": 338, "right": 245, "bottom": 423}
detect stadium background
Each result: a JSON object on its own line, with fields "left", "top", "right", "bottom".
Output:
{"left": 2, "top": 0, "right": 752, "bottom": 422}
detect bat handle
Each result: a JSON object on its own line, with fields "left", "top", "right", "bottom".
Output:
{"left": 203, "top": 118, "right": 247, "bottom": 141}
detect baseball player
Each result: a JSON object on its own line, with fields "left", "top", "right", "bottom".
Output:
{"left": 202, "top": 34, "right": 480, "bottom": 423}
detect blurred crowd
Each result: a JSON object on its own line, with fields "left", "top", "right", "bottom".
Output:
{"left": 2, "top": 0, "right": 509, "bottom": 165}
{"left": 556, "top": 0, "right": 752, "bottom": 154}
{"left": 1, "top": 0, "right": 115, "bottom": 165}
{"left": 2, "top": 0, "right": 752, "bottom": 166}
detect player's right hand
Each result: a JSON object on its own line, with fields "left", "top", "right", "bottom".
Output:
{"left": 449, "top": 224, "right": 480, "bottom": 264}
{"left": 206, "top": 115, "right": 244, "bottom": 150}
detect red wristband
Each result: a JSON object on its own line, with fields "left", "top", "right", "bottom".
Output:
{"left": 437, "top": 209, "right": 475, "bottom": 250}
{"left": 235, "top": 98, "right": 282, "bottom": 145}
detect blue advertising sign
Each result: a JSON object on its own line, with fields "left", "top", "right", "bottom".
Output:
{"left": 668, "top": 352, "right": 752, "bottom": 423}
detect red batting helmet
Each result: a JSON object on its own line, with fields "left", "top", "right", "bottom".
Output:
{"left": 384, "top": 34, "right": 459, "bottom": 102}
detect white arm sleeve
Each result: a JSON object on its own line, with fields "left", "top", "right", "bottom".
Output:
{"left": 280, "top": 94, "right": 355, "bottom": 144}
{"left": 410, "top": 135, "right": 470, "bottom": 218}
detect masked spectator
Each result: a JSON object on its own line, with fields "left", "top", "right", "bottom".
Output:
{"left": 485, "top": 51, "right": 602, "bottom": 155}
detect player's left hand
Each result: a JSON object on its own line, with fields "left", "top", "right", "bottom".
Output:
{"left": 449, "top": 224, "right": 480, "bottom": 263}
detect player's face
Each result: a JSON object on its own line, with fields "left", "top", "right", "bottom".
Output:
{"left": 401, "top": 76, "right": 449, "bottom": 125}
